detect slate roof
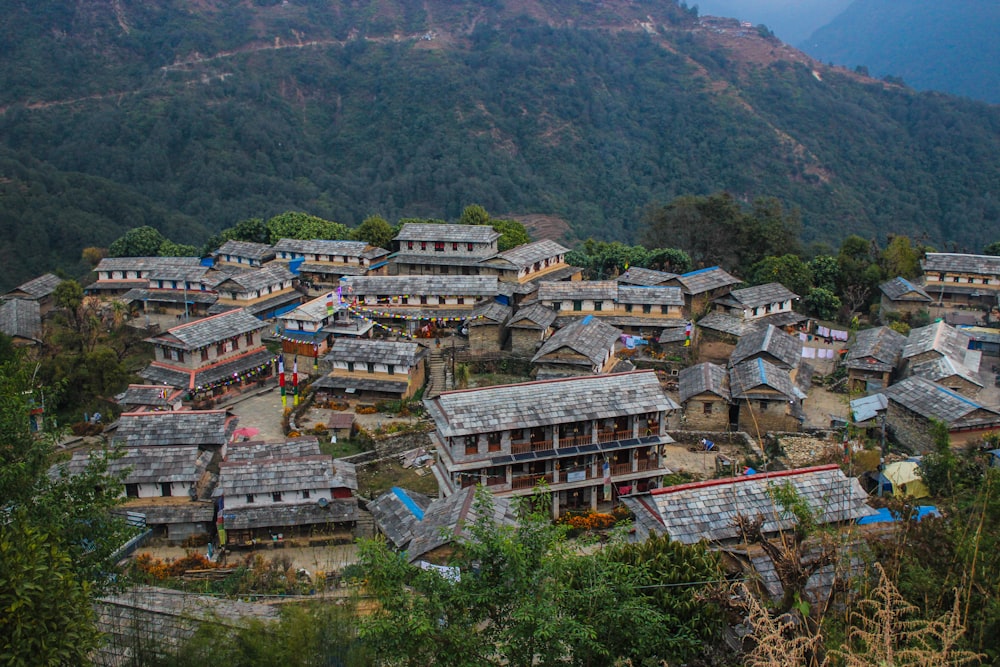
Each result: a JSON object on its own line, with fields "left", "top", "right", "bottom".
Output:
{"left": 487, "top": 239, "right": 569, "bottom": 269}
{"left": 921, "top": 253, "right": 1000, "bottom": 275}
{"left": 310, "top": 376, "right": 411, "bottom": 394}
{"left": 223, "top": 499, "right": 359, "bottom": 529}
{"left": 672, "top": 266, "right": 742, "bottom": 295}
{"left": 120, "top": 288, "right": 219, "bottom": 306}
{"left": 7, "top": 273, "right": 63, "bottom": 299}
{"left": 729, "top": 358, "right": 804, "bottom": 402}
{"left": 715, "top": 282, "right": 798, "bottom": 309}
{"left": 508, "top": 303, "right": 557, "bottom": 330}
{"left": 468, "top": 300, "right": 512, "bottom": 326}
{"left": 112, "top": 410, "right": 232, "bottom": 448}
{"left": 394, "top": 223, "right": 500, "bottom": 244}
{"left": 678, "top": 362, "right": 730, "bottom": 403}
{"left": 511, "top": 265, "right": 584, "bottom": 294}
{"left": 617, "top": 285, "right": 685, "bottom": 306}
{"left": 212, "top": 240, "right": 275, "bottom": 262}
{"left": 620, "top": 465, "right": 876, "bottom": 544}
{"left": 63, "top": 446, "right": 212, "bottom": 485}
{"left": 884, "top": 376, "right": 1000, "bottom": 427}
{"left": 298, "top": 262, "right": 370, "bottom": 276}
{"left": 148, "top": 309, "right": 267, "bottom": 350}
{"left": 118, "top": 384, "right": 183, "bottom": 408}
{"left": 846, "top": 326, "right": 906, "bottom": 373}
{"left": 617, "top": 267, "right": 678, "bottom": 286}
{"left": 273, "top": 238, "right": 387, "bottom": 260}
{"left": 731, "top": 324, "right": 801, "bottom": 369}
{"left": 696, "top": 311, "right": 753, "bottom": 337}
{"left": 537, "top": 280, "right": 618, "bottom": 302}
{"left": 532, "top": 316, "right": 622, "bottom": 367}
{"left": 368, "top": 487, "right": 434, "bottom": 549}
{"left": 212, "top": 264, "right": 295, "bottom": 293}
{"left": 903, "top": 321, "right": 973, "bottom": 363}
{"left": 219, "top": 455, "right": 357, "bottom": 496}
{"left": 344, "top": 275, "right": 499, "bottom": 297}
{"left": 405, "top": 486, "right": 519, "bottom": 562}
{"left": 910, "top": 355, "right": 983, "bottom": 389}
{"left": 226, "top": 436, "right": 323, "bottom": 462}
{"left": 95, "top": 257, "right": 203, "bottom": 273}
{"left": 208, "top": 290, "right": 302, "bottom": 317}
{"left": 426, "top": 370, "right": 672, "bottom": 437}
{"left": 658, "top": 325, "right": 690, "bottom": 344}
{"left": 140, "top": 348, "right": 275, "bottom": 390}
{"left": 324, "top": 338, "right": 426, "bottom": 367}
{"left": 879, "top": 277, "right": 932, "bottom": 302}
{"left": 279, "top": 294, "right": 343, "bottom": 323}
{"left": 146, "top": 265, "right": 212, "bottom": 283}
{"left": 0, "top": 298, "right": 41, "bottom": 341}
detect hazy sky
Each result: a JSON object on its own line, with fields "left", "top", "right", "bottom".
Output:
{"left": 692, "top": 0, "right": 854, "bottom": 44}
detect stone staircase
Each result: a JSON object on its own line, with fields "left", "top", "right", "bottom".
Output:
{"left": 426, "top": 347, "right": 451, "bottom": 398}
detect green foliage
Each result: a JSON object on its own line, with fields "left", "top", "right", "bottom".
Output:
{"left": 568, "top": 239, "right": 691, "bottom": 279}
{"left": 265, "top": 211, "right": 350, "bottom": 244}
{"left": 809, "top": 254, "right": 840, "bottom": 292}
{"left": 489, "top": 217, "right": 531, "bottom": 251}
{"left": 984, "top": 241, "right": 1000, "bottom": 257}
{"left": 109, "top": 225, "right": 167, "bottom": 257}
{"left": 880, "top": 234, "right": 925, "bottom": 280}
{"left": 747, "top": 253, "right": 813, "bottom": 296}
{"left": 804, "top": 287, "right": 842, "bottom": 320}
{"left": 354, "top": 214, "right": 395, "bottom": 249}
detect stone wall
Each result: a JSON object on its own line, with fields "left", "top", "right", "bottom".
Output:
{"left": 510, "top": 329, "right": 542, "bottom": 357}
{"left": 667, "top": 430, "right": 764, "bottom": 459}
{"left": 681, "top": 397, "right": 730, "bottom": 431}
{"left": 886, "top": 402, "right": 935, "bottom": 453}
{"left": 370, "top": 428, "right": 435, "bottom": 459}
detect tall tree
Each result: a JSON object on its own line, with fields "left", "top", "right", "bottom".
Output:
{"left": 108, "top": 225, "right": 167, "bottom": 257}
{"left": 353, "top": 214, "right": 395, "bottom": 249}
{"left": 265, "top": 212, "right": 351, "bottom": 244}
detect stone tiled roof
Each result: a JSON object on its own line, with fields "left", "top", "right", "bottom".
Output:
{"left": 696, "top": 311, "right": 754, "bottom": 337}
{"left": 621, "top": 465, "right": 876, "bottom": 544}
{"left": 617, "top": 267, "right": 678, "bottom": 286}
{"left": 325, "top": 338, "right": 426, "bottom": 366}
{"left": 910, "top": 355, "right": 983, "bottom": 388}
{"left": 279, "top": 294, "right": 342, "bottom": 323}
{"left": 846, "top": 326, "right": 906, "bottom": 372}
{"left": 298, "top": 262, "right": 370, "bottom": 276}
{"left": 311, "top": 376, "right": 411, "bottom": 394}
{"left": 118, "top": 384, "right": 183, "bottom": 408}
{"left": 678, "top": 362, "right": 730, "bottom": 403}
{"left": 120, "top": 288, "right": 219, "bottom": 306}
{"left": 344, "top": 275, "right": 499, "bottom": 297}
{"left": 112, "top": 410, "right": 232, "bottom": 447}
{"left": 731, "top": 324, "right": 801, "bottom": 369}
{"left": 95, "top": 257, "right": 203, "bottom": 273}
{"left": 369, "top": 487, "right": 434, "bottom": 549}
{"left": 508, "top": 303, "right": 557, "bottom": 330}
{"left": 146, "top": 265, "right": 212, "bottom": 283}
{"left": 8, "top": 272, "right": 63, "bottom": 299}
{"left": 532, "top": 316, "right": 622, "bottom": 367}
{"left": 390, "top": 253, "right": 490, "bottom": 268}
{"left": 220, "top": 455, "right": 357, "bottom": 496}
{"left": 879, "top": 277, "right": 932, "bottom": 302}
{"left": 226, "top": 437, "right": 322, "bottom": 461}
{"left": 394, "top": 223, "right": 500, "bottom": 243}
{"left": 729, "top": 358, "right": 804, "bottom": 402}
{"left": 512, "top": 265, "right": 584, "bottom": 294}
{"left": 658, "top": 325, "right": 690, "bottom": 344}
{"left": 469, "top": 300, "right": 512, "bottom": 325}
{"left": 537, "top": 280, "right": 618, "bottom": 302}
{"left": 149, "top": 309, "right": 267, "bottom": 350}
{"left": 921, "top": 253, "right": 1000, "bottom": 275}
{"left": 903, "top": 321, "right": 972, "bottom": 362}
{"left": 140, "top": 349, "right": 275, "bottom": 390}
{"left": 617, "top": 285, "right": 685, "bottom": 306}
{"left": 273, "top": 238, "right": 387, "bottom": 260}
{"left": 672, "top": 266, "right": 742, "bottom": 295}
{"left": 426, "top": 370, "right": 671, "bottom": 437}
{"left": 487, "top": 239, "right": 569, "bottom": 269}
{"left": 212, "top": 240, "right": 275, "bottom": 261}
{"left": 0, "top": 298, "right": 41, "bottom": 341}
{"left": 405, "top": 486, "right": 518, "bottom": 562}
{"left": 209, "top": 290, "right": 302, "bottom": 317}
{"left": 63, "top": 446, "right": 212, "bottom": 485}
{"left": 716, "top": 282, "right": 798, "bottom": 309}
{"left": 212, "top": 265, "right": 295, "bottom": 293}
{"left": 756, "top": 311, "right": 810, "bottom": 328}
{"left": 224, "top": 499, "right": 359, "bottom": 529}
{"left": 884, "top": 376, "right": 1000, "bottom": 426}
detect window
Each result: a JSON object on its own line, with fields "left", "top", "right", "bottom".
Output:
{"left": 594, "top": 301, "right": 603, "bottom": 311}
{"left": 401, "top": 296, "right": 408, "bottom": 305}
{"left": 453, "top": 242, "right": 459, "bottom": 250}
{"left": 420, "top": 296, "right": 428, "bottom": 305}
{"left": 388, "top": 365, "right": 395, "bottom": 375}
{"left": 703, "top": 402, "right": 712, "bottom": 415}
{"left": 201, "top": 348, "right": 209, "bottom": 362}
{"left": 642, "top": 304, "right": 652, "bottom": 314}
{"left": 467, "top": 243, "right": 474, "bottom": 251}
{"left": 440, "top": 266, "right": 449, "bottom": 275}
{"left": 217, "top": 343, "right": 226, "bottom": 356}
{"left": 245, "top": 332, "right": 254, "bottom": 346}
{"left": 759, "top": 401, "right": 768, "bottom": 411}
{"left": 421, "top": 241, "right": 427, "bottom": 250}
{"left": 160, "top": 482, "right": 172, "bottom": 497}
{"left": 434, "top": 242, "right": 445, "bottom": 252}
{"left": 125, "top": 484, "right": 139, "bottom": 498}
{"left": 347, "top": 361, "right": 355, "bottom": 372}
{"left": 302, "top": 490, "right": 310, "bottom": 499}
{"left": 231, "top": 337, "right": 239, "bottom": 351}
{"left": 625, "top": 304, "right": 633, "bottom": 313}
{"left": 367, "top": 362, "right": 375, "bottom": 373}
{"left": 407, "top": 241, "right": 414, "bottom": 250}
{"left": 465, "top": 437, "right": 478, "bottom": 455}
{"left": 246, "top": 494, "right": 255, "bottom": 504}
{"left": 457, "top": 297, "right": 465, "bottom": 305}
{"left": 660, "top": 305, "right": 670, "bottom": 314}
{"left": 272, "top": 492, "right": 283, "bottom": 502}
{"left": 487, "top": 432, "right": 501, "bottom": 452}
{"left": 573, "top": 300, "right": 582, "bottom": 311}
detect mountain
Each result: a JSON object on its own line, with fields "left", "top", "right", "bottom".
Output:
{"left": 691, "top": 0, "right": 852, "bottom": 44}
{"left": 1, "top": 0, "right": 999, "bottom": 290}
{"left": 800, "top": 0, "right": 1000, "bottom": 104}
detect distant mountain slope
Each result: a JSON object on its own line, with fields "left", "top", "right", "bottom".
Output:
{"left": 0, "top": 0, "right": 999, "bottom": 289}
{"left": 692, "top": 0, "right": 852, "bottom": 44}
{"left": 800, "top": 0, "right": 1000, "bottom": 104}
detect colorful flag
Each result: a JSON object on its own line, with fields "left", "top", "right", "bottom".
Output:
{"left": 602, "top": 460, "right": 611, "bottom": 499}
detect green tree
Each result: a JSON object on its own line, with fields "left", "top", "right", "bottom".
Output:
{"left": 108, "top": 225, "right": 167, "bottom": 257}
{"left": 984, "top": 241, "right": 1000, "bottom": 256}
{"left": 804, "top": 287, "right": 842, "bottom": 320}
{"left": 490, "top": 217, "right": 531, "bottom": 251}
{"left": 809, "top": 255, "right": 840, "bottom": 292}
{"left": 157, "top": 239, "right": 199, "bottom": 257}
{"left": 265, "top": 211, "right": 351, "bottom": 244}
{"left": 353, "top": 214, "right": 395, "bottom": 249}
{"left": 747, "top": 254, "right": 813, "bottom": 297}
{"left": 458, "top": 204, "right": 491, "bottom": 226}
{"left": 880, "top": 235, "right": 924, "bottom": 279}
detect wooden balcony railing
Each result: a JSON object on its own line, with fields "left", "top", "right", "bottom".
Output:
{"left": 610, "top": 462, "right": 633, "bottom": 476}
{"left": 511, "top": 440, "right": 554, "bottom": 455}
{"left": 597, "top": 429, "right": 633, "bottom": 444}
{"left": 559, "top": 433, "right": 593, "bottom": 448}
{"left": 511, "top": 473, "right": 554, "bottom": 490}
{"left": 485, "top": 476, "right": 506, "bottom": 487}
{"left": 636, "top": 459, "right": 659, "bottom": 473}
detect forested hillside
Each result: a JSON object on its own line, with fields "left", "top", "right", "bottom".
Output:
{"left": 1, "top": 0, "right": 999, "bottom": 289}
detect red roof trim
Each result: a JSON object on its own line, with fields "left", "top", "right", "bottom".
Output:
{"left": 650, "top": 464, "right": 842, "bottom": 496}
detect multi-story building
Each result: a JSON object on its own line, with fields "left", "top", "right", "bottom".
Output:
{"left": 844, "top": 326, "right": 906, "bottom": 393}
{"left": 208, "top": 264, "right": 301, "bottom": 319}
{"left": 536, "top": 281, "right": 685, "bottom": 336}
{"left": 272, "top": 238, "right": 389, "bottom": 289}
{"left": 314, "top": 338, "right": 428, "bottom": 401}
{"left": 664, "top": 266, "right": 742, "bottom": 317}
{"left": 878, "top": 277, "right": 932, "bottom": 321}
{"left": 921, "top": 253, "right": 1000, "bottom": 309}
{"left": 530, "top": 316, "right": 623, "bottom": 380}
{"left": 391, "top": 223, "right": 499, "bottom": 276}
{"left": 87, "top": 256, "right": 205, "bottom": 297}
{"left": 477, "top": 239, "right": 582, "bottom": 301}
{"left": 713, "top": 282, "right": 798, "bottom": 322}
{"left": 211, "top": 240, "right": 275, "bottom": 269}
{"left": 425, "top": 370, "right": 678, "bottom": 517}
{"left": 275, "top": 293, "right": 373, "bottom": 361}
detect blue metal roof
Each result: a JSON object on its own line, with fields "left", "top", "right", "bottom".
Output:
{"left": 392, "top": 486, "right": 425, "bottom": 521}
{"left": 681, "top": 266, "right": 720, "bottom": 277}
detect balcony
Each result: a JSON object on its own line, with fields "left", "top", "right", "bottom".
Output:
{"left": 597, "top": 429, "right": 633, "bottom": 444}
{"left": 636, "top": 459, "right": 659, "bottom": 473}
{"left": 511, "top": 440, "right": 554, "bottom": 455}
{"left": 511, "top": 473, "right": 554, "bottom": 491}
{"left": 609, "top": 462, "right": 632, "bottom": 476}
{"left": 559, "top": 433, "right": 594, "bottom": 448}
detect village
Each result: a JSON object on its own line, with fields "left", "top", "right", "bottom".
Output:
{"left": 5, "top": 224, "right": 1000, "bottom": 655}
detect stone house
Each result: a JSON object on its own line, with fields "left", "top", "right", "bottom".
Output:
{"left": 116, "top": 384, "right": 185, "bottom": 412}
{"left": 0, "top": 298, "right": 42, "bottom": 346}
{"left": 664, "top": 266, "right": 742, "bottom": 317}
{"left": 902, "top": 320, "right": 979, "bottom": 369}
{"left": 921, "top": 252, "right": 1000, "bottom": 309}
{"left": 140, "top": 309, "right": 274, "bottom": 401}
{"left": 118, "top": 263, "right": 218, "bottom": 319}
{"left": 531, "top": 316, "right": 624, "bottom": 380}
{"left": 883, "top": 376, "right": 1000, "bottom": 452}
{"left": 678, "top": 362, "right": 731, "bottom": 431}
{"left": 621, "top": 464, "right": 875, "bottom": 544}
{"left": 729, "top": 358, "right": 805, "bottom": 433}
{"left": 477, "top": 239, "right": 582, "bottom": 303}
{"left": 844, "top": 326, "right": 906, "bottom": 393}
{"left": 391, "top": 223, "right": 500, "bottom": 276}
{"left": 208, "top": 264, "right": 301, "bottom": 320}
{"left": 275, "top": 293, "right": 373, "bottom": 362}
{"left": 272, "top": 238, "right": 389, "bottom": 289}
{"left": 87, "top": 257, "right": 205, "bottom": 297}
{"left": 909, "top": 355, "right": 983, "bottom": 397}
{"left": 507, "top": 303, "right": 557, "bottom": 356}
{"left": 617, "top": 267, "right": 678, "bottom": 286}
{"left": 713, "top": 282, "right": 798, "bottom": 321}
{"left": 730, "top": 324, "right": 802, "bottom": 371}
{"left": 537, "top": 281, "right": 685, "bottom": 337}
{"left": 211, "top": 240, "right": 275, "bottom": 269}
{"left": 314, "top": 338, "right": 428, "bottom": 401}
{"left": 878, "top": 277, "right": 932, "bottom": 321}
{"left": 110, "top": 409, "right": 235, "bottom": 452}
{"left": 217, "top": 437, "right": 359, "bottom": 545}
{"left": 466, "top": 301, "right": 512, "bottom": 353}
{"left": 425, "top": 370, "right": 678, "bottom": 518}
{"left": 3, "top": 272, "right": 64, "bottom": 317}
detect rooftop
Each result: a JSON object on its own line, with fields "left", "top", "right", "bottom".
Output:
{"left": 212, "top": 264, "right": 295, "bottom": 293}
{"left": 212, "top": 240, "right": 275, "bottom": 261}
{"left": 394, "top": 223, "right": 501, "bottom": 244}
{"left": 884, "top": 376, "right": 1000, "bottom": 426}
{"left": 112, "top": 410, "right": 232, "bottom": 448}
{"left": 731, "top": 324, "right": 801, "bottom": 369}
{"left": 616, "top": 267, "right": 678, "bottom": 286}
{"left": 715, "top": 282, "right": 798, "bottom": 309}
{"left": 617, "top": 285, "right": 685, "bottom": 306}
{"left": 344, "top": 275, "right": 499, "bottom": 297}
{"left": 879, "top": 276, "right": 932, "bottom": 302}
{"left": 847, "top": 326, "right": 907, "bottom": 371}
{"left": 537, "top": 280, "right": 619, "bottom": 302}
{"left": 94, "top": 257, "right": 204, "bottom": 273}
{"left": 508, "top": 303, "right": 557, "bottom": 330}
{"left": 678, "top": 362, "right": 730, "bottom": 403}
{"left": 324, "top": 338, "right": 427, "bottom": 367}
{"left": 921, "top": 253, "right": 1000, "bottom": 275}
{"left": 369, "top": 487, "right": 434, "bottom": 549}
{"left": 7, "top": 272, "right": 63, "bottom": 299}
{"left": 532, "top": 316, "right": 622, "bottom": 367}
{"left": 147, "top": 309, "right": 267, "bottom": 350}
{"left": 0, "top": 298, "right": 41, "bottom": 341}
{"left": 272, "top": 238, "right": 388, "bottom": 260}
{"left": 671, "top": 266, "right": 742, "bottom": 295}
{"left": 487, "top": 239, "right": 570, "bottom": 269}
{"left": 902, "top": 321, "right": 973, "bottom": 363}
{"left": 729, "top": 358, "right": 804, "bottom": 402}
{"left": 405, "top": 487, "right": 519, "bottom": 563}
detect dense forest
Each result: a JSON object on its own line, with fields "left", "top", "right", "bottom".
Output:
{"left": 1, "top": 0, "right": 1000, "bottom": 290}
